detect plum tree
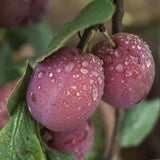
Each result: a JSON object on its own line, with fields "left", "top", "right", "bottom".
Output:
{"left": 26, "top": 47, "right": 104, "bottom": 132}
{"left": 0, "top": 80, "right": 17, "bottom": 128}
{"left": 20, "top": 0, "right": 50, "bottom": 26}
{"left": 46, "top": 119, "right": 94, "bottom": 160}
{"left": 0, "top": 0, "right": 31, "bottom": 28}
{"left": 92, "top": 33, "right": 155, "bottom": 108}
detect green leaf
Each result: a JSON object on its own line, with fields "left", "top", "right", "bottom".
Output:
{"left": 37, "top": 0, "right": 115, "bottom": 62}
{"left": 7, "top": 62, "right": 33, "bottom": 116}
{"left": 119, "top": 99, "right": 160, "bottom": 147}
{"left": 45, "top": 148, "right": 75, "bottom": 160}
{"left": 0, "top": 101, "right": 45, "bottom": 160}
{"left": 8, "top": 21, "right": 53, "bottom": 59}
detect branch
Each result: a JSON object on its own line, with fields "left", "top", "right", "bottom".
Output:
{"left": 109, "top": 109, "right": 124, "bottom": 160}
{"left": 77, "top": 25, "right": 98, "bottom": 52}
{"left": 109, "top": 0, "right": 124, "bottom": 160}
{"left": 112, "top": 0, "right": 124, "bottom": 34}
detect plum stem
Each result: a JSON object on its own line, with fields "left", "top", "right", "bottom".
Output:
{"left": 99, "top": 24, "right": 116, "bottom": 49}
{"left": 77, "top": 25, "right": 98, "bottom": 54}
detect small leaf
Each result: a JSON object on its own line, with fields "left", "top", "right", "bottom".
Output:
{"left": 45, "top": 148, "right": 75, "bottom": 160}
{"left": 37, "top": 0, "right": 115, "bottom": 62}
{"left": 0, "top": 101, "right": 45, "bottom": 160}
{"left": 7, "top": 62, "right": 33, "bottom": 116}
{"left": 119, "top": 99, "right": 160, "bottom": 147}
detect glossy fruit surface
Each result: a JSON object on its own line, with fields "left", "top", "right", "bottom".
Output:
{"left": 92, "top": 33, "right": 155, "bottom": 108}
{"left": 26, "top": 47, "right": 104, "bottom": 131}
{"left": 0, "top": 80, "right": 17, "bottom": 128}
{"left": 0, "top": 0, "right": 31, "bottom": 27}
{"left": 48, "top": 119, "right": 94, "bottom": 160}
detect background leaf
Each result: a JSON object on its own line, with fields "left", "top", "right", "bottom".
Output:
{"left": 45, "top": 147, "right": 75, "bottom": 160}
{"left": 0, "top": 101, "right": 45, "bottom": 160}
{"left": 0, "top": 44, "right": 20, "bottom": 86}
{"left": 8, "top": 21, "right": 53, "bottom": 59}
{"left": 119, "top": 99, "right": 160, "bottom": 147}
{"left": 37, "top": 0, "right": 115, "bottom": 62}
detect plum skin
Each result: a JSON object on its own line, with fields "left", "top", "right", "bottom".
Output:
{"left": 46, "top": 119, "right": 94, "bottom": 160}
{"left": 26, "top": 47, "right": 104, "bottom": 132}
{"left": 0, "top": 0, "right": 31, "bottom": 28}
{"left": 0, "top": 80, "right": 17, "bottom": 128}
{"left": 92, "top": 33, "right": 155, "bottom": 108}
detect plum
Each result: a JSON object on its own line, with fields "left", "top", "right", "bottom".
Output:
{"left": 0, "top": 0, "right": 31, "bottom": 28}
{"left": 26, "top": 47, "right": 104, "bottom": 132}
{"left": 0, "top": 80, "right": 17, "bottom": 128}
{"left": 20, "top": 0, "right": 50, "bottom": 26}
{"left": 46, "top": 119, "right": 94, "bottom": 160}
{"left": 92, "top": 33, "right": 155, "bottom": 108}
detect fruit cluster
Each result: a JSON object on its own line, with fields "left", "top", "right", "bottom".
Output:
{"left": 0, "top": 0, "right": 50, "bottom": 28}
{"left": 0, "top": 33, "right": 155, "bottom": 160}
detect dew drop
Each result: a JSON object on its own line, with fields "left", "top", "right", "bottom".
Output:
{"left": 80, "top": 68, "right": 89, "bottom": 74}
{"left": 142, "top": 64, "right": 145, "bottom": 69}
{"left": 36, "top": 68, "right": 40, "bottom": 72}
{"left": 66, "top": 90, "right": 70, "bottom": 95}
{"left": 76, "top": 92, "right": 80, "bottom": 96}
{"left": 116, "top": 64, "right": 124, "bottom": 72}
{"left": 73, "top": 75, "right": 79, "bottom": 78}
{"left": 129, "top": 88, "right": 132, "bottom": 91}
{"left": 71, "top": 86, "right": 77, "bottom": 89}
{"left": 82, "top": 60, "right": 89, "bottom": 67}
{"left": 38, "top": 86, "right": 41, "bottom": 90}
{"left": 137, "top": 45, "right": 141, "bottom": 50}
{"left": 56, "top": 68, "right": 61, "bottom": 73}
{"left": 91, "top": 71, "right": 98, "bottom": 77}
{"left": 100, "top": 67, "right": 103, "bottom": 71}
{"left": 92, "top": 57, "right": 96, "bottom": 63}
{"left": 125, "top": 61, "right": 129, "bottom": 65}
{"left": 114, "top": 51, "right": 120, "bottom": 57}
{"left": 78, "top": 107, "right": 81, "bottom": 110}
{"left": 121, "top": 80, "right": 125, "bottom": 83}
{"left": 125, "top": 70, "right": 132, "bottom": 77}
{"left": 82, "top": 84, "right": 87, "bottom": 90}
{"left": 49, "top": 72, "right": 53, "bottom": 78}
{"left": 38, "top": 71, "right": 45, "bottom": 79}
{"left": 132, "top": 46, "right": 135, "bottom": 49}
{"left": 90, "top": 79, "right": 94, "bottom": 85}
{"left": 30, "top": 92, "right": 35, "bottom": 102}
{"left": 65, "top": 62, "right": 75, "bottom": 72}
{"left": 98, "top": 77, "right": 103, "bottom": 85}
{"left": 28, "top": 106, "right": 31, "bottom": 112}
{"left": 57, "top": 83, "right": 62, "bottom": 88}
{"left": 92, "top": 85, "right": 98, "bottom": 101}
{"left": 146, "top": 60, "right": 151, "bottom": 68}
{"left": 127, "top": 35, "right": 132, "bottom": 40}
